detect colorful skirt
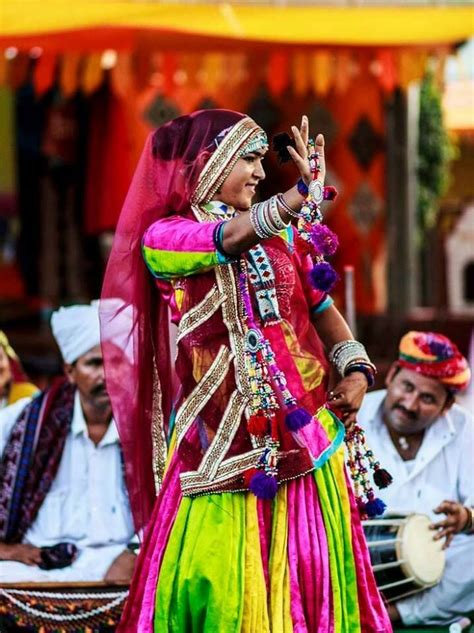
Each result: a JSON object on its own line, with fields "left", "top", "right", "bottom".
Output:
{"left": 119, "top": 417, "right": 392, "bottom": 632}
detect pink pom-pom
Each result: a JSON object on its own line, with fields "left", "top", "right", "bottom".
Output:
{"left": 323, "top": 186, "right": 338, "bottom": 201}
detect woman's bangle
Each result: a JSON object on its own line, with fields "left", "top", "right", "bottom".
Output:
{"left": 250, "top": 198, "right": 289, "bottom": 240}
{"left": 329, "top": 340, "right": 375, "bottom": 379}
{"left": 276, "top": 193, "right": 301, "bottom": 219}
{"left": 344, "top": 363, "right": 376, "bottom": 388}
{"left": 297, "top": 178, "right": 309, "bottom": 197}
{"left": 268, "top": 195, "right": 291, "bottom": 231}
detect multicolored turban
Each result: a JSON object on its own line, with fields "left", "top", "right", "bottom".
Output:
{"left": 399, "top": 331, "right": 471, "bottom": 392}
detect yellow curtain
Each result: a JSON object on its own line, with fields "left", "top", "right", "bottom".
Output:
{"left": 2, "top": 3, "right": 472, "bottom": 47}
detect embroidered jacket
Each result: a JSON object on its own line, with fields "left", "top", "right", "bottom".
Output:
{"left": 142, "top": 204, "right": 342, "bottom": 497}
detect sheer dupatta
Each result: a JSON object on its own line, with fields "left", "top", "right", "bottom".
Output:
{"left": 99, "top": 110, "right": 249, "bottom": 532}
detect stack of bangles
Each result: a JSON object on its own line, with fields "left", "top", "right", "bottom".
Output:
{"left": 250, "top": 195, "right": 291, "bottom": 239}
{"left": 328, "top": 340, "right": 376, "bottom": 387}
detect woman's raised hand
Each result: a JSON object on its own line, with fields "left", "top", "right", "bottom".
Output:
{"left": 286, "top": 115, "right": 326, "bottom": 187}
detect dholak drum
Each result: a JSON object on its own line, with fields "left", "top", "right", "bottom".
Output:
{"left": 0, "top": 581, "right": 129, "bottom": 632}
{"left": 363, "top": 513, "right": 445, "bottom": 603}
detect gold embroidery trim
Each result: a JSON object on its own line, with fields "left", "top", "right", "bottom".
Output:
{"left": 151, "top": 362, "right": 167, "bottom": 494}
{"left": 176, "top": 284, "right": 225, "bottom": 344}
{"left": 175, "top": 344, "right": 233, "bottom": 446}
{"left": 215, "top": 264, "right": 251, "bottom": 400}
{"left": 198, "top": 389, "right": 247, "bottom": 480}
{"left": 191, "top": 118, "right": 263, "bottom": 206}
{"left": 180, "top": 448, "right": 262, "bottom": 496}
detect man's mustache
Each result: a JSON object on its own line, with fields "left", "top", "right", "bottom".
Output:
{"left": 392, "top": 404, "right": 417, "bottom": 421}
{"left": 91, "top": 384, "right": 108, "bottom": 397}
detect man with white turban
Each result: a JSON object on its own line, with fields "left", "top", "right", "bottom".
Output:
{"left": 358, "top": 331, "right": 473, "bottom": 626}
{"left": 0, "top": 302, "right": 136, "bottom": 582}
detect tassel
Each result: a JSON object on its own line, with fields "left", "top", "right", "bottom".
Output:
{"left": 309, "top": 261, "right": 339, "bottom": 292}
{"left": 248, "top": 413, "right": 270, "bottom": 437}
{"left": 249, "top": 471, "right": 278, "bottom": 500}
{"left": 373, "top": 466, "right": 393, "bottom": 489}
{"left": 285, "top": 406, "right": 312, "bottom": 431}
{"left": 363, "top": 495, "right": 386, "bottom": 518}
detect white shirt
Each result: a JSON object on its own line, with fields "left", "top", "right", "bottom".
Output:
{"left": 358, "top": 389, "right": 474, "bottom": 625}
{"left": 358, "top": 390, "right": 474, "bottom": 519}
{"left": 0, "top": 392, "right": 135, "bottom": 581}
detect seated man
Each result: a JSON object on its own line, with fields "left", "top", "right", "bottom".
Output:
{"left": 0, "top": 303, "right": 136, "bottom": 582}
{"left": 359, "top": 330, "right": 473, "bottom": 626}
{"left": 0, "top": 331, "right": 38, "bottom": 409}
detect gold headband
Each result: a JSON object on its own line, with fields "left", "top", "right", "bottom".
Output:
{"left": 191, "top": 117, "right": 266, "bottom": 206}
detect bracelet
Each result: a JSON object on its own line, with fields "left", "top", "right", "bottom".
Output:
{"left": 297, "top": 178, "right": 308, "bottom": 197}
{"left": 212, "top": 222, "right": 234, "bottom": 259}
{"left": 268, "top": 195, "right": 291, "bottom": 231}
{"left": 329, "top": 340, "right": 374, "bottom": 378}
{"left": 250, "top": 204, "right": 272, "bottom": 239}
{"left": 276, "top": 193, "right": 301, "bottom": 219}
{"left": 345, "top": 363, "right": 376, "bottom": 387}
{"left": 261, "top": 201, "right": 281, "bottom": 235}
{"left": 250, "top": 199, "right": 287, "bottom": 240}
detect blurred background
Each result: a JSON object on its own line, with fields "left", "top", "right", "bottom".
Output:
{"left": 0, "top": 0, "right": 473, "bottom": 389}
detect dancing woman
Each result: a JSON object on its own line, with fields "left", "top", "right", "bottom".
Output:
{"left": 101, "top": 109, "right": 391, "bottom": 632}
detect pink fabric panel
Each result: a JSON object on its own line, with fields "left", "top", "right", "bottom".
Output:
{"left": 257, "top": 498, "right": 272, "bottom": 591}
{"left": 143, "top": 215, "right": 217, "bottom": 254}
{"left": 345, "top": 471, "right": 393, "bottom": 633}
{"left": 293, "top": 415, "right": 332, "bottom": 465}
{"left": 287, "top": 476, "right": 332, "bottom": 633}
{"left": 117, "top": 454, "right": 183, "bottom": 633}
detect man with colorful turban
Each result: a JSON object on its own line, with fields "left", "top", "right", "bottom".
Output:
{"left": 358, "top": 330, "right": 473, "bottom": 626}
{"left": 0, "top": 302, "right": 136, "bottom": 582}
{"left": 0, "top": 331, "right": 37, "bottom": 409}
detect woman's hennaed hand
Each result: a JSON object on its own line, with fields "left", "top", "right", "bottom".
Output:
{"left": 327, "top": 373, "right": 369, "bottom": 430}
{"left": 286, "top": 115, "right": 326, "bottom": 186}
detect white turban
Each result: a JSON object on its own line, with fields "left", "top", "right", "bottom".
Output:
{"left": 50, "top": 302, "right": 102, "bottom": 364}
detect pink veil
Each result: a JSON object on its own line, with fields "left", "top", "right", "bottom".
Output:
{"left": 100, "top": 110, "right": 247, "bottom": 531}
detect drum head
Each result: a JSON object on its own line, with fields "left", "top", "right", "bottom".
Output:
{"left": 397, "top": 514, "right": 445, "bottom": 586}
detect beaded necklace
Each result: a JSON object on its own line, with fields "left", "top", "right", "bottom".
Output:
{"left": 237, "top": 257, "right": 314, "bottom": 499}
{"left": 204, "top": 200, "right": 391, "bottom": 510}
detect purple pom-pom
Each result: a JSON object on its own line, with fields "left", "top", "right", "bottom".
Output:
{"left": 249, "top": 471, "right": 278, "bottom": 500}
{"left": 285, "top": 407, "right": 312, "bottom": 431}
{"left": 309, "top": 261, "right": 339, "bottom": 292}
{"left": 310, "top": 224, "right": 339, "bottom": 256}
{"left": 363, "top": 497, "right": 386, "bottom": 518}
